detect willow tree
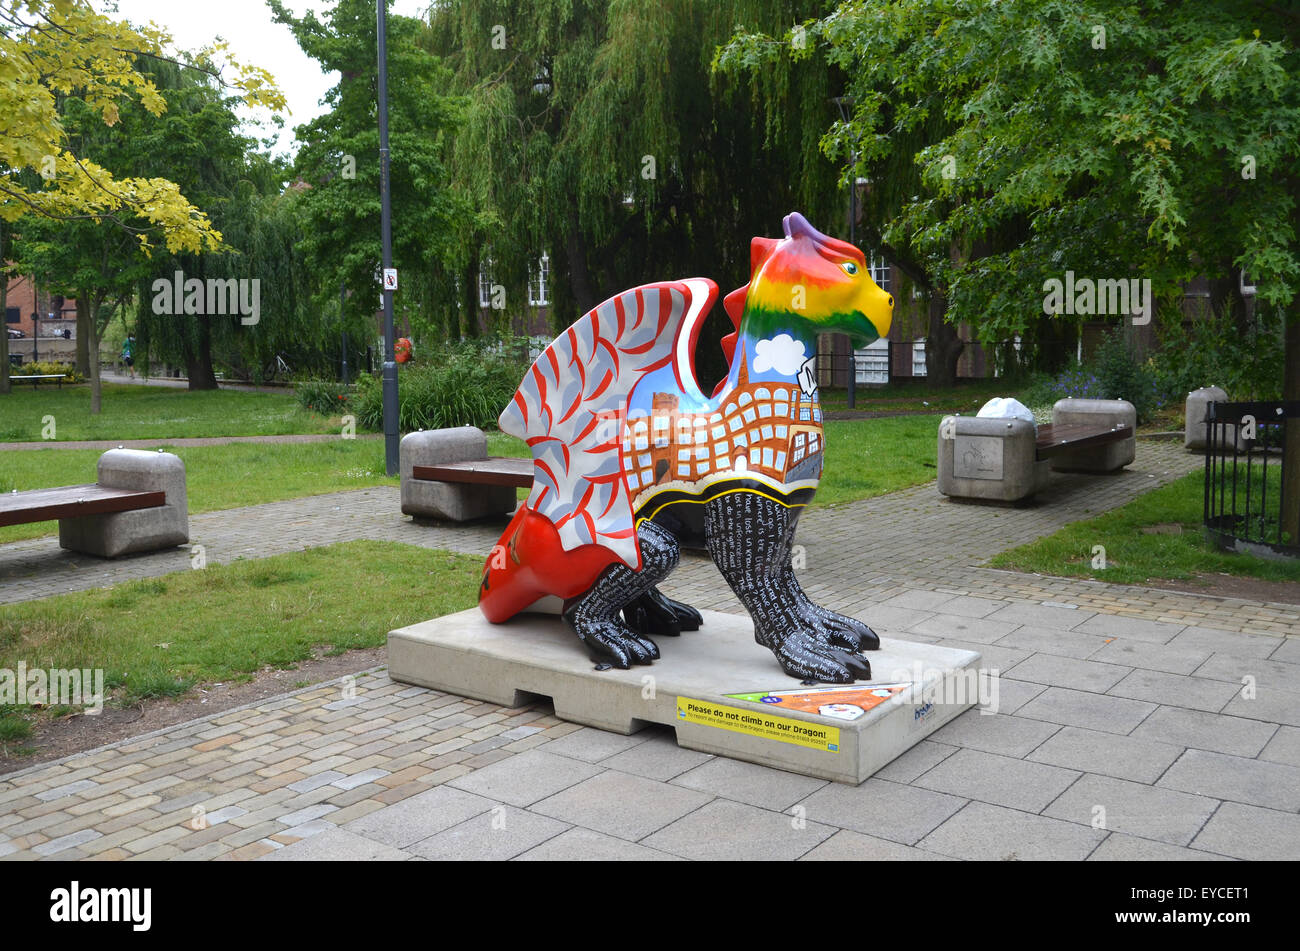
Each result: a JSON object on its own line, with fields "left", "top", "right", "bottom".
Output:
{"left": 269, "top": 0, "right": 467, "bottom": 342}
{"left": 424, "top": 0, "right": 847, "bottom": 379}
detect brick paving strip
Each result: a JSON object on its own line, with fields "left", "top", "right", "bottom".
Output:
{"left": 1, "top": 437, "right": 1297, "bottom": 860}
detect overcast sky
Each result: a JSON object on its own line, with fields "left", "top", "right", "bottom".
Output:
{"left": 112, "top": 0, "right": 432, "bottom": 156}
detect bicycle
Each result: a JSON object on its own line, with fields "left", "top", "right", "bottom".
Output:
{"left": 263, "top": 352, "right": 292, "bottom": 382}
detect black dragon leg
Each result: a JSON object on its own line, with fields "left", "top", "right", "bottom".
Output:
{"left": 622, "top": 585, "right": 703, "bottom": 638}
{"left": 562, "top": 520, "right": 681, "bottom": 668}
{"left": 778, "top": 509, "right": 880, "bottom": 653}
{"left": 778, "top": 563, "right": 881, "bottom": 653}
{"left": 704, "top": 492, "right": 871, "bottom": 684}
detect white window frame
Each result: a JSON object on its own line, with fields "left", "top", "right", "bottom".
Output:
{"left": 478, "top": 258, "right": 496, "bottom": 308}
{"left": 868, "top": 253, "right": 891, "bottom": 293}
{"left": 855, "top": 337, "right": 888, "bottom": 384}
{"left": 912, "top": 339, "right": 928, "bottom": 377}
{"left": 529, "top": 252, "right": 551, "bottom": 306}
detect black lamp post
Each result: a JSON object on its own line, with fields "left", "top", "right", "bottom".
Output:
{"left": 377, "top": 0, "right": 399, "bottom": 474}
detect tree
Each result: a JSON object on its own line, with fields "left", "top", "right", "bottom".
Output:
{"left": 721, "top": 1, "right": 1300, "bottom": 528}
{"left": 269, "top": 0, "right": 467, "bottom": 340}
{"left": 425, "top": 0, "right": 847, "bottom": 381}
{"left": 0, "top": 0, "right": 285, "bottom": 397}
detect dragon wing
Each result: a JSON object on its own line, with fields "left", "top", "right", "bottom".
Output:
{"left": 499, "top": 278, "right": 718, "bottom": 570}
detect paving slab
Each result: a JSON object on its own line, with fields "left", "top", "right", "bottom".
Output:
{"left": 258, "top": 828, "right": 412, "bottom": 861}
{"left": 406, "top": 806, "right": 569, "bottom": 861}
{"left": 599, "top": 731, "right": 714, "bottom": 782}
{"left": 1016, "top": 686, "right": 1157, "bottom": 735}
{"left": 929, "top": 709, "right": 1060, "bottom": 758}
{"left": 513, "top": 827, "right": 682, "bottom": 861}
{"left": 389, "top": 607, "right": 982, "bottom": 784}
{"left": 913, "top": 747, "right": 1079, "bottom": 813}
{"left": 1107, "top": 669, "right": 1240, "bottom": 713}
{"left": 1005, "top": 653, "right": 1132, "bottom": 692}
{"left": 1157, "top": 749, "right": 1300, "bottom": 812}
{"left": 445, "top": 750, "right": 601, "bottom": 807}
{"left": 1190, "top": 802, "right": 1300, "bottom": 862}
{"left": 1259, "top": 725, "right": 1300, "bottom": 767}
{"left": 917, "top": 801, "right": 1106, "bottom": 862}
{"left": 1087, "top": 833, "right": 1236, "bottom": 861}
{"left": 669, "top": 757, "right": 828, "bottom": 811}
{"left": 799, "top": 829, "right": 956, "bottom": 861}
{"left": 641, "top": 799, "right": 834, "bottom": 861}
{"left": 529, "top": 770, "right": 712, "bottom": 842}
{"left": 1128, "top": 707, "right": 1277, "bottom": 759}
{"left": 1027, "top": 725, "right": 1182, "bottom": 785}
{"left": 1042, "top": 774, "right": 1219, "bottom": 847}
{"left": 342, "top": 785, "right": 496, "bottom": 848}
{"left": 795, "top": 779, "right": 966, "bottom": 846}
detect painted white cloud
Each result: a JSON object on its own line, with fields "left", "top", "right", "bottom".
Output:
{"left": 752, "top": 333, "right": 808, "bottom": 377}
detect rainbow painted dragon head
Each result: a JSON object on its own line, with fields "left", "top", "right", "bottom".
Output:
{"left": 720, "top": 212, "right": 893, "bottom": 362}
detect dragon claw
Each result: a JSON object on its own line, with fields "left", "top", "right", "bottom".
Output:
{"left": 573, "top": 620, "right": 659, "bottom": 668}
{"left": 763, "top": 628, "right": 873, "bottom": 684}
{"left": 622, "top": 587, "right": 702, "bottom": 638}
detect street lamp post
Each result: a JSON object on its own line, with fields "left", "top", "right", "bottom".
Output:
{"left": 376, "top": 0, "right": 399, "bottom": 475}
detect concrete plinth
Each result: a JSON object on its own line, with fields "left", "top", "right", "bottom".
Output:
{"left": 388, "top": 608, "right": 984, "bottom": 785}
{"left": 1050, "top": 398, "right": 1136, "bottom": 472}
{"left": 937, "top": 415, "right": 1049, "bottom": 502}
{"left": 58, "top": 449, "right": 189, "bottom": 558}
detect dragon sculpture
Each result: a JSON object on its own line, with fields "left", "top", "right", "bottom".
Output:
{"left": 479, "top": 213, "right": 893, "bottom": 683}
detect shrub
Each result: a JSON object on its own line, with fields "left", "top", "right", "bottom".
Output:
{"left": 354, "top": 339, "right": 531, "bottom": 433}
{"left": 1020, "top": 329, "right": 1157, "bottom": 422}
{"left": 10, "top": 361, "right": 83, "bottom": 382}
{"left": 296, "top": 379, "right": 352, "bottom": 415}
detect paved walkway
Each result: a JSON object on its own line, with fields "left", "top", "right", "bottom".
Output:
{"left": 1, "top": 439, "right": 1298, "bottom": 860}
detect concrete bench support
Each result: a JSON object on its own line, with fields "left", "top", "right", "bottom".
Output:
{"left": 400, "top": 426, "right": 517, "bottom": 521}
{"left": 937, "top": 416, "right": 1049, "bottom": 503}
{"left": 1049, "top": 398, "right": 1136, "bottom": 472}
{"left": 59, "top": 449, "right": 189, "bottom": 557}
{"left": 1184, "top": 386, "right": 1243, "bottom": 452}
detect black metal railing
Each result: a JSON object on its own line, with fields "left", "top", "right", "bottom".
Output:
{"left": 1203, "top": 400, "right": 1300, "bottom": 558}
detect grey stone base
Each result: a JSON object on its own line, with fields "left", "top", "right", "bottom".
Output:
{"left": 1050, "top": 398, "right": 1136, "bottom": 472}
{"left": 58, "top": 449, "right": 189, "bottom": 558}
{"left": 388, "top": 608, "right": 982, "bottom": 784}
{"left": 937, "top": 415, "right": 1049, "bottom": 502}
{"left": 400, "top": 426, "right": 517, "bottom": 521}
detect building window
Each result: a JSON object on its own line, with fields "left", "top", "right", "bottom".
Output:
{"left": 868, "top": 253, "right": 891, "bottom": 293}
{"left": 478, "top": 259, "right": 496, "bottom": 308}
{"left": 912, "top": 340, "right": 928, "bottom": 377}
{"left": 529, "top": 253, "right": 550, "bottom": 306}
{"left": 855, "top": 338, "right": 889, "bottom": 384}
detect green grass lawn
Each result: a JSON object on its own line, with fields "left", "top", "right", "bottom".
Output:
{"left": 0, "top": 383, "right": 340, "bottom": 441}
{"left": 989, "top": 471, "right": 1300, "bottom": 586}
{"left": 0, "top": 439, "right": 396, "bottom": 544}
{"left": 0, "top": 540, "right": 483, "bottom": 753}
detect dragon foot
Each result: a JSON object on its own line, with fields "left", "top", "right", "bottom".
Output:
{"left": 805, "top": 604, "right": 880, "bottom": 654}
{"left": 755, "top": 624, "right": 872, "bottom": 684}
{"left": 622, "top": 586, "right": 702, "bottom": 638}
{"left": 563, "top": 611, "right": 660, "bottom": 668}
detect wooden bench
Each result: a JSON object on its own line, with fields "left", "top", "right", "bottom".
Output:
{"left": 10, "top": 373, "right": 67, "bottom": 388}
{"left": 401, "top": 427, "right": 521, "bottom": 521}
{"left": 3, "top": 449, "right": 190, "bottom": 557}
{"left": 939, "top": 399, "right": 1137, "bottom": 502}
{"left": 0, "top": 485, "right": 165, "bottom": 528}
{"left": 1034, "top": 421, "right": 1133, "bottom": 461}
{"left": 411, "top": 457, "right": 534, "bottom": 489}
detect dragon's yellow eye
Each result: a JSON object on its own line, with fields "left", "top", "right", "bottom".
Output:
{"left": 841, "top": 262, "right": 859, "bottom": 275}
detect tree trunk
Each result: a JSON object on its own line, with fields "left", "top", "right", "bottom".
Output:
{"left": 0, "top": 221, "right": 9, "bottom": 393}
{"left": 1281, "top": 309, "right": 1300, "bottom": 547}
{"left": 87, "top": 297, "right": 102, "bottom": 414}
{"left": 75, "top": 298, "right": 90, "bottom": 375}
{"left": 925, "top": 292, "right": 963, "bottom": 386}
{"left": 186, "top": 317, "right": 219, "bottom": 389}
{"left": 565, "top": 209, "right": 596, "bottom": 317}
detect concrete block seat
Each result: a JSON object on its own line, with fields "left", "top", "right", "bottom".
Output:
{"left": 0, "top": 448, "right": 189, "bottom": 557}
{"left": 400, "top": 426, "right": 521, "bottom": 522}
{"left": 1047, "top": 398, "right": 1136, "bottom": 473}
{"left": 937, "top": 416, "right": 1051, "bottom": 503}
{"left": 1184, "top": 386, "right": 1244, "bottom": 452}
{"left": 937, "top": 398, "right": 1136, "bottom": 503}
